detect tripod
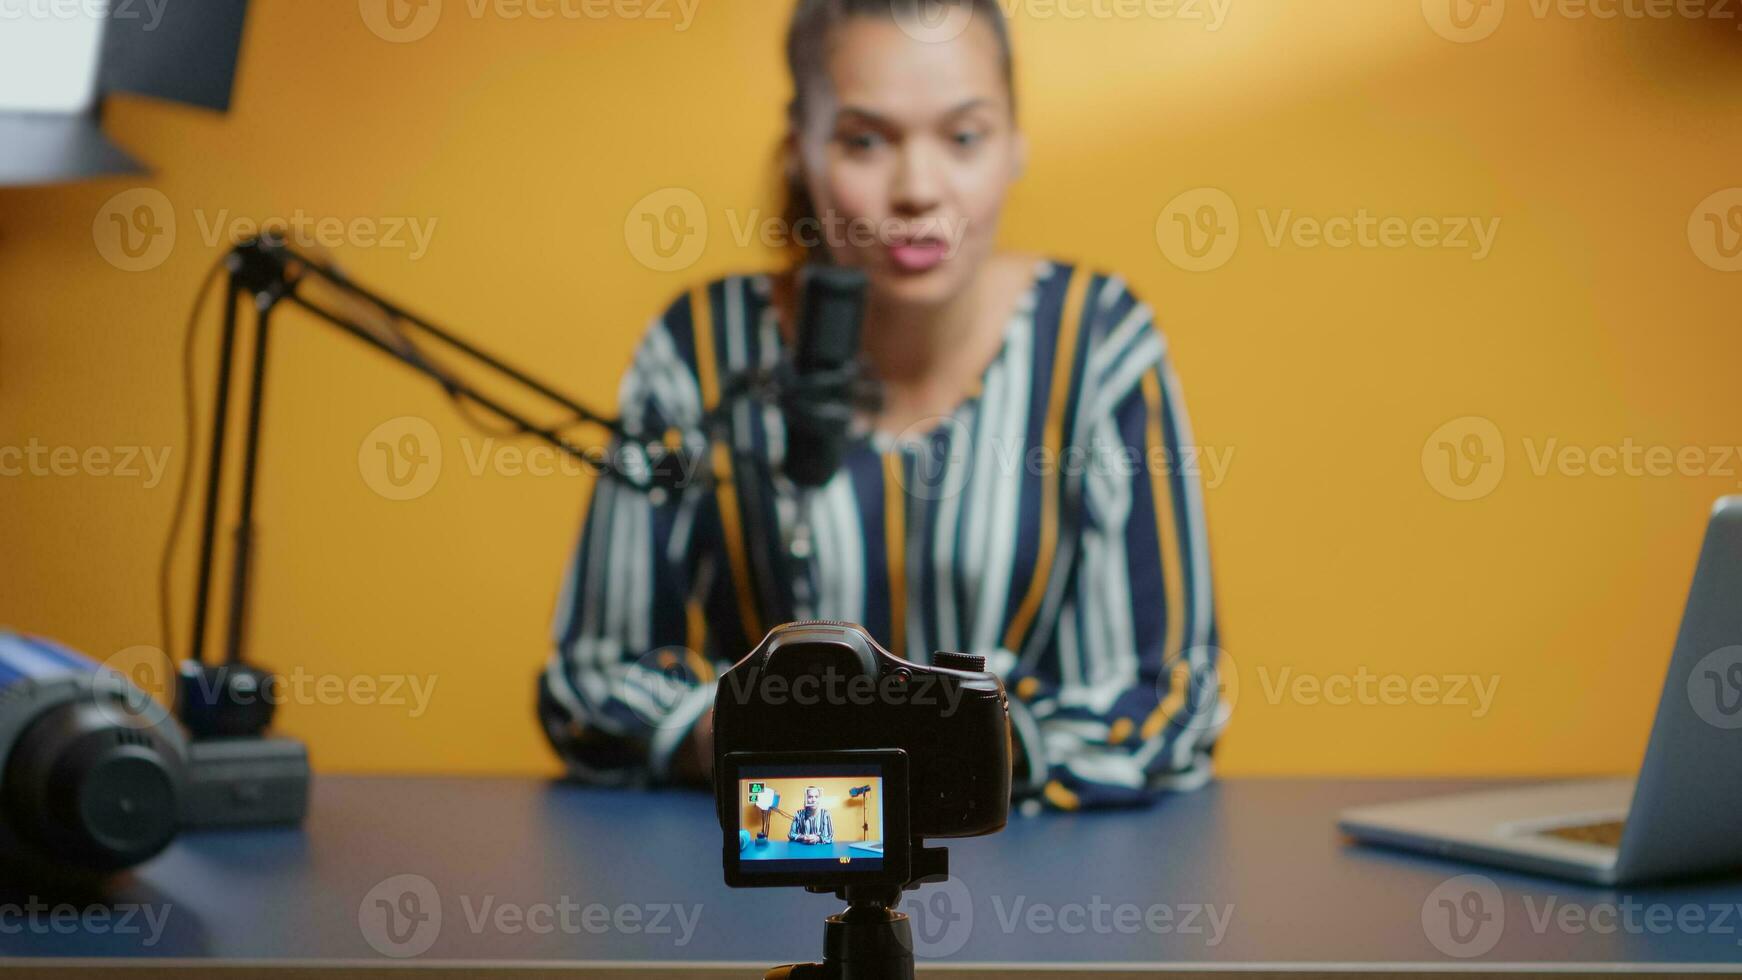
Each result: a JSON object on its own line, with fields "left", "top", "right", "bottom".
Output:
{"left": 764, "top": 844, "right": 948, "bottom": 980}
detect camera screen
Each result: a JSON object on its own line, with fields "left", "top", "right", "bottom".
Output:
{"left": 734, "top": 762, "right": 887, "bottom": 876}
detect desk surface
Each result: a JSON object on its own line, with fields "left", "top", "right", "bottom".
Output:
{"left": 4, "top": 776, "right": 1741, "bottom": 976}
{"left": 741, "top": 840, "right": 881, "bottom": 861}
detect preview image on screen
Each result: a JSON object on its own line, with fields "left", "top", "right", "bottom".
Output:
{"left": 736, "top": 763, "right": 886, "bottom": 875}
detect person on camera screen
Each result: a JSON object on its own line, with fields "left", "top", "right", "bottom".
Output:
{"left": 538, "top": 0, "right": 1226, "bottom": 812}
{"left": 788, "top": 787, "right": 835, "bottom": 846}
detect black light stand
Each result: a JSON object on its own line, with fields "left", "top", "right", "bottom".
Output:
{"left": 177, "top": 234, "right": 704, "bottom": 740}
{"left": 854, "top": 785, "right": 872, "bottom": 842}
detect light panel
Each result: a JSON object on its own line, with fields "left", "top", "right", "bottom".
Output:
{"left": 0, "top": 0, "right": 109, "bottom": 113}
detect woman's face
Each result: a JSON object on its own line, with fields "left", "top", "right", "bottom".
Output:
{"left": 793, "top": 15, "right": 1024, "bottom": 307}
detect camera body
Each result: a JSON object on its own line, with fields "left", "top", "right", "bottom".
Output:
{"left": 0, "top": 632, "right": 309, "bottom": 883}
{"left": 713, "top": 621, "right": 1011, "bottom": 851}
{"left": 0, "top": 633, "right": 191, "bottom": 878}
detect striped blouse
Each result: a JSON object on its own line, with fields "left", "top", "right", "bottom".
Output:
{"left": 539, "top": 259, "right": 1226, "bottom": 810}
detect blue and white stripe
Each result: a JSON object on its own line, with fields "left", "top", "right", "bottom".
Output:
{"left": 542, "top": 260, "right": 1224, "bottom": 809}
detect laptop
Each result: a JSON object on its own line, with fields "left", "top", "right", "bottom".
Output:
{"left": 1338, "top": 497, "right": 1742, "bottom": 885}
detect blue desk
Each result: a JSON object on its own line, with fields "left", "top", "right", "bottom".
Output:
{"left": 741, "top": 840, "right": 881, "bottom": 861}
{"left": 3, "top": 776, "right": 1740, "bottom": 977}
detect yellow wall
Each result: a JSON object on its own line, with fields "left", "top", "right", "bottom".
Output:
{"left": 739, "top": 777, "right": 883, "bottom": 843}
{"left": 2, "top": 1, "right": 1739, "bottom": 778}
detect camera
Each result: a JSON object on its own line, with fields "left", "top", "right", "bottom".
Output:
{"left": 713, "top": 621, "right": 1010, "bottom": 848}
{"left": 714, "top": 622, "right": 1011, "bottom": 979}
{"left": 0, "top": 632, "right": 309, "bottom": 883}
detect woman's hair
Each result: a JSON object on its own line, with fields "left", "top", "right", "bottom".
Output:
{"left": 780, "top": 0, "right": 1017, "bottom": 262}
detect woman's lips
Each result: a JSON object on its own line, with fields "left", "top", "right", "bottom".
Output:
{"left": 888, "top": 240, "right": 949, "bottom": 274}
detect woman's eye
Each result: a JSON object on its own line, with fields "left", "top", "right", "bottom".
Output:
{"left": 843, "top": 132, "right": 886, "bottom": 152}
{"left": 951, "top": 129, "right": 986, "bottom": 149}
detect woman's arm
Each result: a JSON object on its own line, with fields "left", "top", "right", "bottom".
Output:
{"left": 537, "top": 296, "right": 721, "bottom": 786}
{"left": 1004, "top": 289, "right": 1227, "bottom": 809}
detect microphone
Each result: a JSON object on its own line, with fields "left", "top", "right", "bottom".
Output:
{"left": 783, "top": 265, "right": 869, "bottom": 488}
{"left": 848, "top": 785, "right": 872, "bottom": 798}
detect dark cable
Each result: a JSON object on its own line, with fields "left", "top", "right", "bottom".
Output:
{"left": 158, "top": 258, "right": 228, "bottom": 702}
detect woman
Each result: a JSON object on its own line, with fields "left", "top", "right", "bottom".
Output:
{"left": 539, "top": 0, "right": 1224, "bottom": 810}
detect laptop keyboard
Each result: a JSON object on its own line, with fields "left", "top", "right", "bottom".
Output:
{"left": 1540, "top": 820, "right": 1626, "bottom": 847}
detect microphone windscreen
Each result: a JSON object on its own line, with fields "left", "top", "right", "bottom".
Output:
{"left": 794, "top": 265, "right": 868, "bottom": 372}
{"left": 785, "top": 265, "right": 869, "bottom": 489}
